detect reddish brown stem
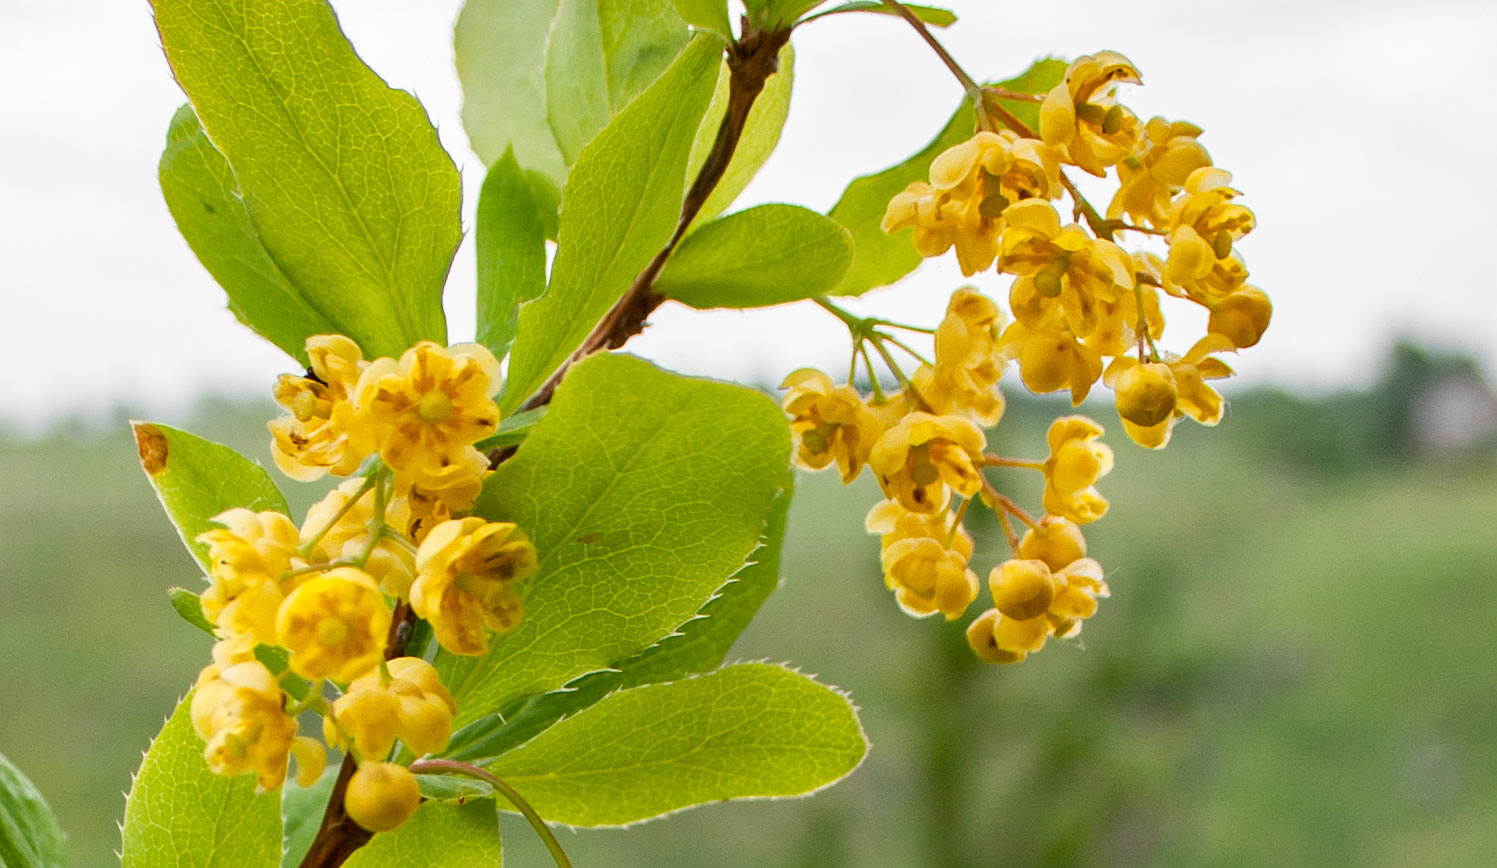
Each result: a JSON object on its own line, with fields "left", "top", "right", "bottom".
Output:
{"left": 304, "top": 26, "right": 793, "bottom": 868}
{"left": 516, "top": 24, "right": 792, "bottom": 416}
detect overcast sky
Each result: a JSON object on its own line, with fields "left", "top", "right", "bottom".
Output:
{"left": 2, "top": 0, "right": 1494, "bottom": 431}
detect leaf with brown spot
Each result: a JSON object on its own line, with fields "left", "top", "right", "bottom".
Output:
{"left": 131, "top": 422, "right": 290, "bottom": 574}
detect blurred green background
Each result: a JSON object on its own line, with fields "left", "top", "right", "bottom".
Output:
{"left": 3, "top": 342, "right": 1495, "bottom": 868}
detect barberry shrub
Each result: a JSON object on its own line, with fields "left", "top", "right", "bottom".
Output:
{"left": 0, "top": 1, "right": 1273, "bottom": 866}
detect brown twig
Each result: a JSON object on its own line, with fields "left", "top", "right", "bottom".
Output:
{"left": 515, "top": 24, "right": 792, "bottom": 417}
{"left": 304, "top": 26, "right": 793, "bottom": 868}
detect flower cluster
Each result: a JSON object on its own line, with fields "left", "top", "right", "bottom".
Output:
{"left": 786, "top": 50, "right": 1269, "bottom": 664}
{"left": 785, "top": 286, "right": 1114, "bottom": 663}
{"left": 884, "top": 51, "right": 1271, "bottom": 450}
{"left": 188, "top": 335, "right": 539, "bottom": 834}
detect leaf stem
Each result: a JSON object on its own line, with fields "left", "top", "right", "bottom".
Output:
{"left": 409, "top": 760, "right": 574, "bottom": 868}
{"left": 879, "top": 1, "right": 981, "bottom": 101}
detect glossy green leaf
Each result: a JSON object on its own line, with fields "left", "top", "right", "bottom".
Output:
{"left": 343, "top": 799, "right": 501, "bottom": 867}
{"left": 657, "top": 204, "right": 852, "bottom": 308}
{"left": 500, "top": 37, "right": 722, "bottom": 413}
{"left": 152, "top": 0, "right": 459, "bottom": 358}
{"left": 440, "top": 353, "right": 791, "bottom": 725}
{"left": 684, "top": 43, "right": 796, "bottom": 227}
{"left": 0, "top": 753, "right": 66, "bottom": 868}
{"left": 445, "top": 479, "right": 792, "bottom": 762}
{"left": 486, "top": 663, "right": 867, "bottom": 826}
{"left": 121, "top": 692, "right": 282, "bottom": 868}
{"left": 827, "top": 58, "right": 1065, "bottom": 296}
{"left": 168, "top": 587, "right": 216, "bottom": 636}
{"left": 279, "top": 768, "right": 336, "bottom": 868}
{"left": 132, "top": 422, "right": 289, "bottom": 574}
{"left": 667, "top": 0, "right": 733, "bottom": 37}
{"left": 159, "top": 106, "right": 336, "bottom": 366}
{"left": 802, "top": 1, "right": 956, "bottom": 27}
{"left": 456, "top": 0, "right": 690, "bottom": 195}
{"left": 476, "top": 149, "right": 547, "bottom": 363}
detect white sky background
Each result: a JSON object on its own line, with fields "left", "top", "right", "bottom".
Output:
{"left": 1, "top": 0, "right": 1494, "bottom": 431}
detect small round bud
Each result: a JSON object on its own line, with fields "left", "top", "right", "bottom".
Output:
{"left": 345, "top": 762, "right": 421, "bottom": 833}
{"left": 989, "top": 559, "right": 1055, "bottom": 621}
{"left": 1115, "top": 362, "right": 1178, "bottom": 427}
{"left": 1211, "top": 229, "right": 1234, "bottom": 260}
{"left": 1207, "top": 287, "right": 1272, "bottom": 348}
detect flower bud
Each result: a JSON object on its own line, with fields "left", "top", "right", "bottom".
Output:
{"left": 345, "top": 762, "right": 421, "bottom": 833}
{"left": 989, "top": 559, "right": 1055, "bottom": 621}
{"left": 1115, "top": 362, "right": 1178, "bottom": 427}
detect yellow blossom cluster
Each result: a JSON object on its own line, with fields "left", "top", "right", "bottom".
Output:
{"left": 784, "top": 50, "right": 1269, "bottom": 664}
{"left": 188, "top": 335, "right": 540, "bottom": 835}
{"left": 784, "top": 286, "right": 1114, "bottom": 663}
{"left": 883, "top": 51, "right": 1272, "bottom": 450}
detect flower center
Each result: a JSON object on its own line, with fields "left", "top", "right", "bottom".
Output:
{"left": 316, "top": 616, "right": 350, "bottom": 647}
{"left": 417, "top": 390, "right": 453, "bottom": 424}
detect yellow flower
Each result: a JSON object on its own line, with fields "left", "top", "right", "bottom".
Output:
{"left": 276, "top": 567, "right": 391, "bottom": 682}
{"left": 198, "top": 509, "right": 305, "bottom": 650}
{"left": 345, "top": 762, "right": 421, "bottom": 833}
{"left": 965, "top": 608, "right": 1026, "bottom": 664}
{"left": 269, "top": 335, "right": 374, "bottom": 482}
{"left": 866, "top": 500, "right": 978, "bottom": 619}
{"left": 1207, "top": 286, "right": 1272, "bottom": 348}
{"left": 1104, "top": 358, "right": 1180, "bottom": 449}
{"left": 355, "top": 341, "right": 501, "bottom": 498}
{"left": 999, "top": 200, "right": 1134, "bottom": 338}
{"left": 1042, "top": 416, "right": 1113, "bottom": 523}
{"left": 1167, "top": 335, "right": 1235, "bottom": 426}
{"left": 881, "top": 131, "right": 1061, "bottom": 276}
{"left": 1017, "top": 516, "right": 1088, "bottom": 573}
{"left": 301, "top": 480, "right": 418, "bottom": 599}
{"left": 996, "top": 321, "right": 1104, "bottom": 405}
{"left": 326, "top": 657, "right": 456, "bottom": 759}
{"left": 781, "top": 369, "right": 885, "bottom": 482}
{"left": 1083, "top": 283, "right": 1164, "bottom": 359}
{"left": 868, "top": 412, "right": 987, "bottom": 514}
{"left": 1163, "top": 168, "right": 1255, "bottom": 298}
{"left": 410, "top": 518, "right": 538, "bottom": 656}
{"left": 190, "top": 661, "right": 298, "bottom": 791}
{"left": 926, "top": 288, "right": 1007, "bottom": 426}
{"left": 967, "top": 554, "right": 1110, "bottom": 665}
{"left": 1108, "top": 117, "right": 1212, "bottom": 229}
{"left": 1039, "top": 51, "right": 1143, "bottom": 176}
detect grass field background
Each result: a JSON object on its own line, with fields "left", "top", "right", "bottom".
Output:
{"left": 2, "top": 346, "right": 1494, "bottom": 867}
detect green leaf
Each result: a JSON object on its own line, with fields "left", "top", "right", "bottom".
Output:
{"left": 826, "top": 58, "right": 1065, "bottom": 296}
{"left": 152, "top": 0, "right": 460, "bottom": 358}
{"left": 168, "top": 587, "right": 216, "bottom": 635}
{"left": 440, "top": 354, "right": 791, "bottom": 726}
{"left": 159, "top": 106, "right": 336, "bottom": 366}
{"left": 456, "top": 0, "right": 690, "bottom": 195}
{"left": 684, "top": 43, "right": 796, "bottom": 227}
{"left": 500, "top": 36, "right": 723, "bottom": 413}
{"left": 486, "top": 663, "right": 867, "bottom": 826}
{"left": 121, "top": 692, "right": 283, "bottom": 868}
{"left": 657, "top": 204, "right": 852, "bottom": 308}
{"left": 473, "top": 407, "right": 549, "bottom": 454}
{"left": 803, "top": 1, "right": 956, "bottom": 27}
{"left": 0, "top": 753, "right": 66, "bottom": 868}
{"left": 280, "top": 768, "right": 336, "bottom": 868}
{"left": 444, "top": 478, "right": 792, "bottom": 762}
{"left": 666, "top": 0, "right": 733, "bottom": 37}
{"left": 761, "top": 0, "right": 828, "bottom": 27}
{"left": 132, "top": 422, "right": 289, "bottom": 574}
{"left": 476, "top": 149, "right": 547, "bottom": 363}
{"left": 344, "top": 799, "right": 501, "bottom": 867}
{"left": 415, "top": 774, "right": 494, "bottom": 803}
